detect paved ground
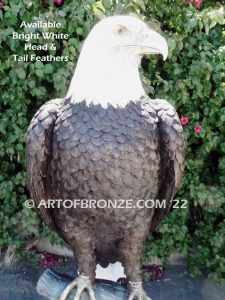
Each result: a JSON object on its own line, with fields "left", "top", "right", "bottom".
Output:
{"left": 0, "top": 261, "right": 225, "bottom": 300}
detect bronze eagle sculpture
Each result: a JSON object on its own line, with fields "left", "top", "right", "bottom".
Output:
{"left": 26, "top": 16, "right": 184, "bottom": 300}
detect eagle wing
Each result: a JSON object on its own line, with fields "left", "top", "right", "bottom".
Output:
{"left": 151, "top": 99, "right": 185, "bottom": 230}
{"left": 26, "top": 98, "right": 63, "bottom": 229}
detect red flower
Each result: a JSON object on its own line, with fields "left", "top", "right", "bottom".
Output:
{"left": 0, "top": 0, "right": 3, "bottom": 9}
{"left": 194, "top": 124, "right": 202, "bottom": 133}
{"left": 193, "top": 0, "right": 203, "bottom": 8}
{"left": 180, "top": 115, "right": 189, "bottom": 126}
{"left": 53, "top": 0, "right": 62, "bottom": 5}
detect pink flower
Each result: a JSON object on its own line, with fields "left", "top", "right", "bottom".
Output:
{"left": 185, "top": 0, "right": 203, "bottom": 8}
{"left": 194, "top": 124, "right": 202, "bottom": 133}
{"left": 193, "top": 0, "right": 202, "bottom": 8}
{"left": 143, "top": 264, "right": 164, "bottom": 281}
{"left": 180, "top": 115, "right": 189, "bottom": 126}
{"left": 0, "top": 0, "right": 3, "bottom": 9}
{"left": 39, "top": 251, "right": 59, "bottom": 267}
{"left": 53, "top": 0, "right": 62, "bottom": 5}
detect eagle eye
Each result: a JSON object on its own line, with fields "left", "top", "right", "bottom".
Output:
{"left": 115, "top": 25, "right": 128, "bottom": 36}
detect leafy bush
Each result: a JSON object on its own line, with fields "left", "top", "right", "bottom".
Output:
{"left": 0, "top": 0, "right": 225, "bottom": 282}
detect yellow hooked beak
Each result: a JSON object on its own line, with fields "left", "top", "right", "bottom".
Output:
{"left": 124, "top": 29, "right": 168, "bottom": 61}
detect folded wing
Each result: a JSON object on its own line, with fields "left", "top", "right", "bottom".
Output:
{"left": 151, "top": 99, "right": 185, "bottom": 230}
{"left": 26, "top": 98, "right": 63, "bottom": 229}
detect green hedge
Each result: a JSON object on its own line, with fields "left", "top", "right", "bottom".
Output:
{"left": 0, "top": 0, "right": 225, "bottom": 282}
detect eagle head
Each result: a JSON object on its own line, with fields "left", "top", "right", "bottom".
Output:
{"left": 67, "top": 15, "right": 168, "bottom": 107}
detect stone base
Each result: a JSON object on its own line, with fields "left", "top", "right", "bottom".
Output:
{"left": 37, "top": 268, "right": 128, "bottom": 300}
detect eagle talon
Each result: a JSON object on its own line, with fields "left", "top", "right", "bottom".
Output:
{"left": 60, "top": 274, "right": 96, "bottom": 300}
{"left": 128, "top": 281, "right": 152, "bottom": 300}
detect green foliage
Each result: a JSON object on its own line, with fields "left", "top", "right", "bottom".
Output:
{"left": 0, "top": 0, "right": 225, "bottom": 282}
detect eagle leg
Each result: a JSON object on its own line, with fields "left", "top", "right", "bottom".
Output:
{"left": 60, "top": 274, "right": 96, "bottom": 300}
{"left": 58, "top": 227, "right": 97, "bottom": 300}
{"left": 128, "top": 281, "right": 152, "bottom": 300}
{"left": 118, "top": 231, "right": 152, "bottom": 300}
